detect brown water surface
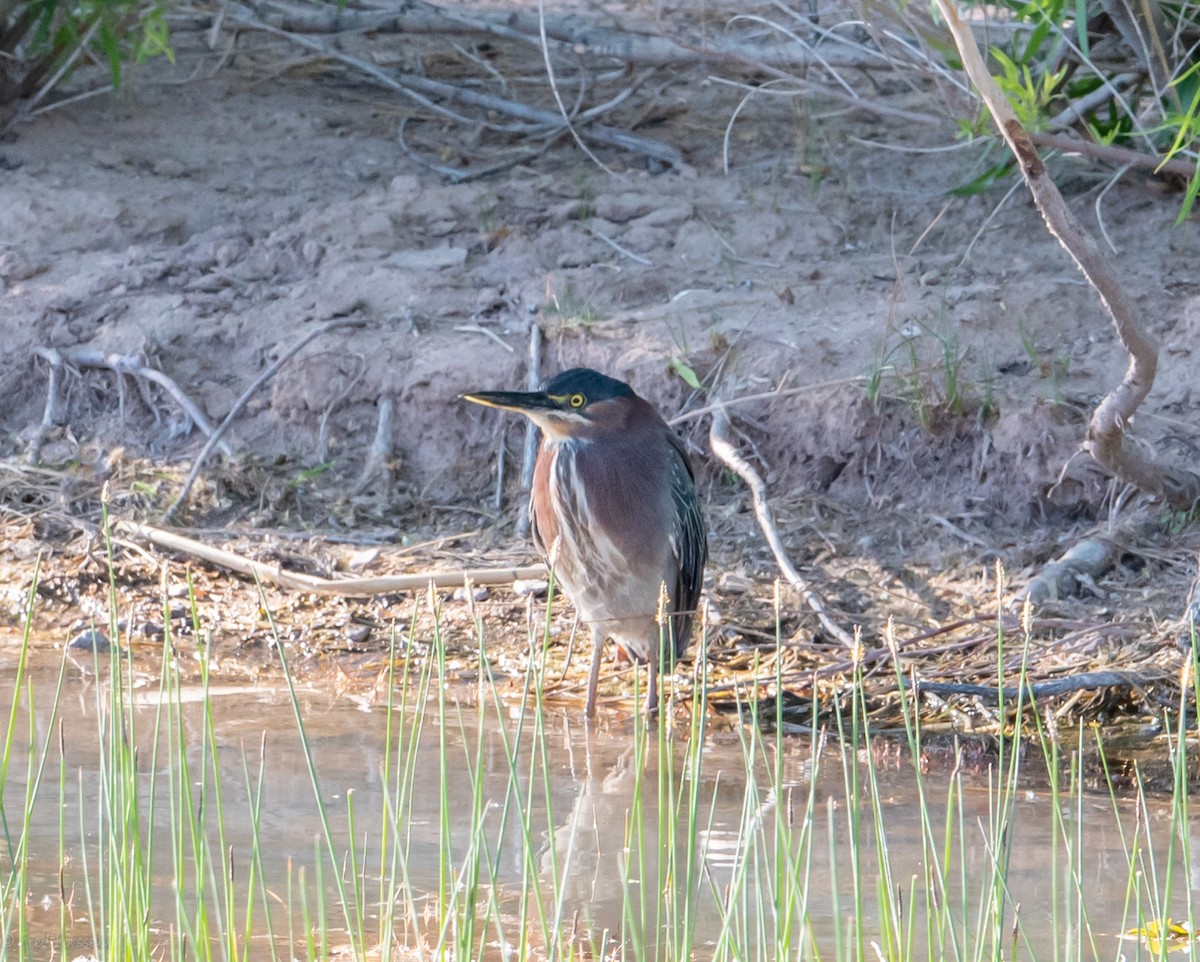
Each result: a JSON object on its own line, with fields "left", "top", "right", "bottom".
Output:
{"left": 0, "top": 646, "right": 1192, "bottom": 960}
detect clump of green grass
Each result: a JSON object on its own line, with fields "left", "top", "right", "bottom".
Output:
{"left": 865, "top": 316, "right": 992, "bottom": 430}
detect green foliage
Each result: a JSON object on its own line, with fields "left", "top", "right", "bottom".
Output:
{"left": 988, "top": 45, "right": 1069, "bottom": 128}
{"left": 0, "top": 0, "right": 173, "bottom": 110}
{"left": 959, "top": 0, "right": 1200, "bottom": 216}
{"left": 668, "top": 356, "right": 702, "bottom": 390}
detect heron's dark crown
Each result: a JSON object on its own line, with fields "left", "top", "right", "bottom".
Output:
{"left": 542, "top": 368, "right": 634, "bottom": 402}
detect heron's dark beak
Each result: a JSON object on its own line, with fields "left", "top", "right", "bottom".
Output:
{"left": 461, "top": 390, "right": 558, "bottom": 413}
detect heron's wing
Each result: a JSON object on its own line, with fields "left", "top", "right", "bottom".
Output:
{"left": 667, "top": 431, "right": 708, "bottom": 659}
{"left": 529, "top": 441, "right": 556, "bottom": 559}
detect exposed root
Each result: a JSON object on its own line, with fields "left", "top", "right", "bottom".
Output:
{"left": 30, "top": 345, "right": 229, "bottom": 463}
{"left": 515, "top": 322, "right": 542, "bottom": 539}
{"left": 708, "top": 407, "right": 855, "bottom": 647}
{"left": 350, "top": 397, "right": 395, "bottom": 497}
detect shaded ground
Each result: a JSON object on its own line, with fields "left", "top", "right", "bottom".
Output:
{"left": 0, "top": 2, "right": 1197, "bottom": 731}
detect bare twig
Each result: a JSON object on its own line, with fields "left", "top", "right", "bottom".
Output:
{"left": 585, "top": 224, "right": 654, "bottom": 266}
{"left": 117, "top": 520, "right": 547, "bottom": 595}
{"left": 1030, "top": 130, "right": 1198, "bottom": 179}
{"left": 669, "top": 376, "right": 862, "bottom": 426}
{"left": 397, "top": 116, "right": 541, "bottom": 183}
{"left": 535, "top": 0, "right": 617, "bottom": 176}
{"left": 709, "top": 408, "right": 855, "bottom": 646}
{"left": 933, "top": 0, "right": 1200, "bottom": 512}
{"left": 14, "top": 17, "right": 102, "bottom": 120}
{"left": 315, "top": 353, "right": 365, "bottom": 463}
{"left": 165, "top": 317, "right": 366, "bottom": 519}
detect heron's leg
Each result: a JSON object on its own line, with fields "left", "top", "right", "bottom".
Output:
{"left": 584, "top": 626, "right": 605, "bottom": 717}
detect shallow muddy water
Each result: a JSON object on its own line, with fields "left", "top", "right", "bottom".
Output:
{"left": 0, "top": 646, "right": 1193, "bottom": 960}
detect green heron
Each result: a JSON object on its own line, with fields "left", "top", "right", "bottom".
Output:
{"left": 463, "top": 368, "right": 707, "bottom": 715}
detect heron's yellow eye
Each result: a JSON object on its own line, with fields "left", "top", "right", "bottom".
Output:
{"left": 568, "top": 393, "right": 586, "bottom": 409}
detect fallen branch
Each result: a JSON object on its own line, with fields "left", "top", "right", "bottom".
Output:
{"left": 165, "top": 317, "right": 366, "bottom": 520}
{"left": 709, "top": 408, "right": 855, "bottom": 647}
{"left": 117, "top": 520, "right": 548, "bottom": 595}
{"left": 907, "top": 669, "right": 1154, "bottom": 702}
{"left": 1017, "top": 536, "right": 1123, "bottom": 606}
{"left": 226, "top": 5, "right": 685, "bottom": 170}
{"left": 222, "top": 0, "right": 882, "bottom": 71}
{"left": 933, "top": 0, "right": 1200, "bottom": 512}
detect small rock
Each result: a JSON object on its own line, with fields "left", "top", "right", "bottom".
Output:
{"left": 388, "top": 174, "right": 421, "bottom": 198}
{"left": 513, "top": 579, "right": 549, "bottom": 598}
{"left": 346, "top": 548, "right": 380, "bottom": 571}
{"left": 92, "top": 148, "right": 126, "bottom": 168}
{"left": 152, "top": 158, "right": 189, "bottom": 178}
{"left": 594, "top": 194, "right": 656, "bottom": 223}
{"left": 347, "top": 624, "right": 372, "bottom": 644}
{"left": 301, "top": 240, "right": 324, "bottom": 267}
{"left": 384, "top": 245, "right": 468, "bottom": 270}
{"left": 453, "top": 586, "right": 491, "bottom": 602}
{"left": 718, "top": 572, "right": 755, "bottom": 595}
{"left": 37, "top": 439, "right": 77, "bottom": 465}
{"left": 0, "top": 250, "right": 48, "bottom": 281}
{"left": 68, "top": 629, "right": 111, "bottom": 652}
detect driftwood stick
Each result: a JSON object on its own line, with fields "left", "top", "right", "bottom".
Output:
{"left": 709, "top": 409, "right": 855, "bottom": 647}
{"left": 165, "top": 317, "right": 366, "bottom": 520}
{"left": 117, "top": 520, "right": 547, "bottom": 595}
{"left": 933, "top": 0, "right": 1200, "bottom": 512}
{"left": 515, "top": 322, "right": 542, "bottom": 538}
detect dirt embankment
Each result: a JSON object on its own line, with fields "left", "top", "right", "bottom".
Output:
{"left": 0, "top": 25, "right": 1197, "bottom": 719}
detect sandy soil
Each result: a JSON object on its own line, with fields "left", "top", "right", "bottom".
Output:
{"left": 0, "top": 6, "right": 1197, "bottom": 719}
